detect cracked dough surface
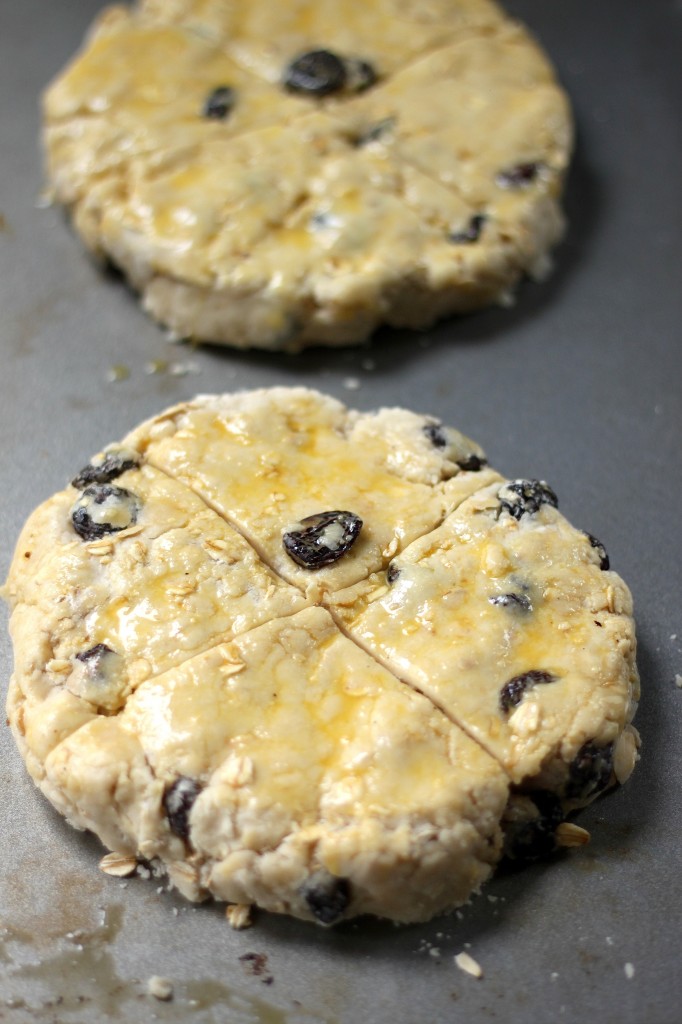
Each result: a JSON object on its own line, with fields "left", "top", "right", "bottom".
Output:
{"left": 43, "top": 0, "right": 572, "bottom": 349}
{"left": 3, "top": 388, "right": 639, "bottom": 924}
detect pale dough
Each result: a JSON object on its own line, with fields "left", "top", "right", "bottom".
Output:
{"left": 3, "top": 389, "right": 639, "bottom": 924}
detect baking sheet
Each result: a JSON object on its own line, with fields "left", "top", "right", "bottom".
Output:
{"left": 1, "top": 1, "right": 681, "bottom": 1021}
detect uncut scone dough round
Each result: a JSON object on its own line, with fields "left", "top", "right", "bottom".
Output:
{"left": 43, "top": 0, "right": 573, "bottom": 350}
{"left": 2, "top": 389, "right": 639, "bottom": 925}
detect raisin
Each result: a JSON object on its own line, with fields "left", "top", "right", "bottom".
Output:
{"left": 163, "top": 777, "right": 203, "bottom": 841}
{"left": 345, "top": 58, "right": 377, "bottom": 93}
{"left": 71, "top": 448, "right": 140, "bottom": 488}
{"left": 423, "top": 422, "right": 487, "bottom": 471}
{"left": 283, "top": 511, "right": 362, "bottom": 569}
{"left": 503, "top": 791, "right": 564, "bottom": 861}
{"left": 586, "top": 533, "right": 610, "bottom": 571}
{"left": 309, "top": 211, "right": 339, "bottom": 231}
{"left": 449, "top": 214, "right": 486, "bottom": 244}
{"left": 70, "top": 484, "right": 140, "bottom": 541}
{"left": 490, "top": 592, "right": 532, "bottom": 613}
{"left": 203, "top": 85, "right": 236, "bottom": 120}
{"left": 496, "top": 162, "right": 541, "bottom": 188}
{"left": 566, "top": 741, "right": 614, "bottom": 802}
{"left": 283, "top": 50, "right": 347, "bottom": 96}
{"left": 499, "top": 669, "right": 557, "bottom": 713}
{"left": 455, "top": 453, "right": 487, "bottom": 472}
{"left": 71, "top": 643, "right": 124, "bottom": 708}
{"left": 75, "top": 643, "right": 114, "bottom": 670}
{"left": 387, "top": 563, "right": 400, "bottom": 584}
{"left": 302, "top": 874, "right": 351, "bottom": 925}
{"left": 355, "top": 117, "right": 395, "bottom": 146}
{"left": 498, "top": 479, "right": 558, "bottom": 521}
{"left": 423, "top": 422, "right": 448, "bottom": 449}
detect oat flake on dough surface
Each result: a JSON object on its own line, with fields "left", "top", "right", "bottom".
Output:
{"left": 43, "top": 0, "right": 573, "bottom": 349}
{"left": 3, "top": 389, "right": 639, "bottom": 925}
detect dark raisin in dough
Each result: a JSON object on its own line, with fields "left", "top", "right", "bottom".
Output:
{"left": 163, "top": 777, "right": 203, "bottom": 840}
{"left": 503, "top": 791, "right": 564, "bottom": 861}
{"left": 386, "top": 563, "right": 401, "bottom": 584}
{"left": 423, "top": 422, "right": 448, "bottom": 448}
{"left": 203, "top": 85, "right": 236, "bottom": 120}
{"left": 498, "top": 479, "right": 558, "bottom": 521}
{"left": 449, "top": 214, "right": 487, "bottom": 244}
{"left": 70, "top": 484, "right": 140, "bottom": 541}
{"left": 75, "top": 643, "right": 115, "bottom": 673}
{"left": 456, "top": 453, "right": 487, "bottom": 472}
{"left": 283, "top": 50, "right": 347, "bottom": 96}
{"left": 423, "top": 423, "right": 487, "bottom": 471}
{"left": 496, "top": 162, "right": 541, "bottom": 188}
{"left": 71, "top": 449, "right": 140, "bottom": 488}
{"left": 283, "top": 510, "right": 362, "bottom": 569}
{"left": 499, "top": 669, "right": 557, "bottom": 713}
{"left": 75, "top": 643, "right": 112, "bottom": 667}
{"left": 490, "top": 592, "right": 532, "bottom": 613}
{"left": 345, "top": 57, "right": 377, "bottom": 93}
{"left": 565, "top": 741, "right": 615, "bottom": 801}
{"left": 355, "top": 117, "right": 395, "bottom": 146}
{"left": 73, "top": 643, "right": 124, "bottom": 705}
{"left": 310, "top": 211, "right": 331, "bottom": 229}
{"left": 302, "top": 874, "right": 351, "bottom": 925}
{"left": 586, "top": 533, "right": 610, "bottom": 571}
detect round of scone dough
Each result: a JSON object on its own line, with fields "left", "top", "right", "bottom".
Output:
{"left": 2, "top": 389, "right": 639, "bottom": 925}
{"left": 43, "top": 0, "right": 573, "bottom": 350}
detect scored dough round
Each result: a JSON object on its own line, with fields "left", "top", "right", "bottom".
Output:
{"left": 43, "top": 0, "right": 573, "bottom": 350}
{"left": 3, "top": 389, "right": 639, "bottom": 925}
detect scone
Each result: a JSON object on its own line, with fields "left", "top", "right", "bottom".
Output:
{"left": 43, "top": 0, "right": 573, "bottom": 349}
{"left": 2, "top": 389, "right": 639, "bottom": 924}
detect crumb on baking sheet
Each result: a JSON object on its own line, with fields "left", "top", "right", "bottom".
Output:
{"left": 169, "top": 360, "right": 201, "bottom": 377}
{"left": 226, "top": 903, "right": 253, "bottom": 930}
{"left": 239, "top": 952, "right": 273, "bottom": 985}
{"left": 147, "top": 975, "right": 174, "bottom": 1001}
{"left": 454, "top": 952, "right": 483, "bottom": 978}
{"left": 106, "top": 364, "right": 130, "bottom": 383}
{"left": 624, "top": 963, "right": 635, "bottom": 980}
{"left": 674, "top": 674, "right": 682, "bottom": 689}
{"left": 145, "top": 359, "right": 169, "bottom": 375}
{"left": 99, "top": 852, "right": 138, "bottom": 878}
